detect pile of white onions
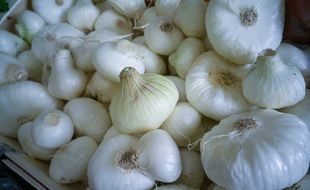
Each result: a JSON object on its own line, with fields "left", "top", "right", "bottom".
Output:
{"left": 0, "top": 0, "right": 309, "bottom": 189}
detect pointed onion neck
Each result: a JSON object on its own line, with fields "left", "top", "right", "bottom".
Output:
{"left": 53, "top": 50, "right": 74, "bottom": 68}
{"left": 257, "top": 49, "right": 284, "bottom": 69}
{"left": 120, "top": 67, "right": 144, "bottom": 97}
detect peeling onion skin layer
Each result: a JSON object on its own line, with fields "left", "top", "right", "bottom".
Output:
{"left": 200, "top": 109, "right": 310, "bottom": 190}
{"left": 206, "top": 0, "right": 284, "bottom": 64}
{"left": 0, "top": 81, "right": 62, "bottom": 138}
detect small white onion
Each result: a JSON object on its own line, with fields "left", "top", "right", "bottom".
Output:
{"left": 17, "top": 122, "right": 57, "bottom": 161}
{"left": 0, "top": 30, "right": 29, "bottom": 56}
{"left": 32, "top": 0, "right": 75, "bottom": 24}
{"left": 64, "top": 97, "right": 112, "bottom": 143}
{"left": 49, "top": 136, "right": 98, "bottom": 184}
{"left": 67, "top": 0, "right": 100, "bottom": 32}
{"left": 15, "top": 10, "right": 45, "bottom": 43}
{"left": 277, "top": 43, "right": 310, "bottom": 82}
{"left": 32, "top": 109, "right": 74, "bottom": 149}
{"left": 31, "top": 23, "right": 84, "bottom": 63}
{"left": 161, "top": 102, "right": 204, "bottom": 149}
{"left": 95, "top": 9, "right": 133, "bottom": 35}
{"left": 144, "top": 16, "right": 184, "bottom": 56}
{"left": 169, "top": 37, "right": 205, "bottom": 79}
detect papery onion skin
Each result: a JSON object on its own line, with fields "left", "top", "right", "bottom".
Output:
{"left": 200, "top": 109, "right": 310, "bottom": 190}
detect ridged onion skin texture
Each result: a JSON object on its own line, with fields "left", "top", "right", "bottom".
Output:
{"left": 110, "top": 67, "right": 179, "bottom": 134}
{"left": 206, "top": 0, "right": 284, "bottom": 64}
{"left": 185, "top": 51, "right": 253, "bottom": 121}
{"left": 242, "top": 49, "right": 305, "bottom": 109}
{"left": 200, "top": 109, "right": 310, "bottom": 190}
{"left": 88, "top": 129, "right": 182, "bottom": 190}
{"left": 0, "top": 81, "right": 61, "bottom": 138}
{"left": 174, "top": 0, "right": 207, "bottom": 38}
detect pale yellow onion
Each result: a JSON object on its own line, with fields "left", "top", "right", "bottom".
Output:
{"left": 17, "top": 122, "right": 57, "bottom": 161}
{"left": 166, "top": 76, "right": 187, "bottom": 102}
{"left": 144, "top": 16, "right": 184, "bottom": 56}
{"left": 64, "top": 97, "right": 112, "bottom": 143}
{"left": 110, "top": 67, "right": 178, "bottom": 134}
{"left": 169, "top": 37, "right": 205, "bottom": 79}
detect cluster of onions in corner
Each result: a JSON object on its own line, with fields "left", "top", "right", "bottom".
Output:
{"left": 0, "top": 0, "right": 309, "bottom": 190}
